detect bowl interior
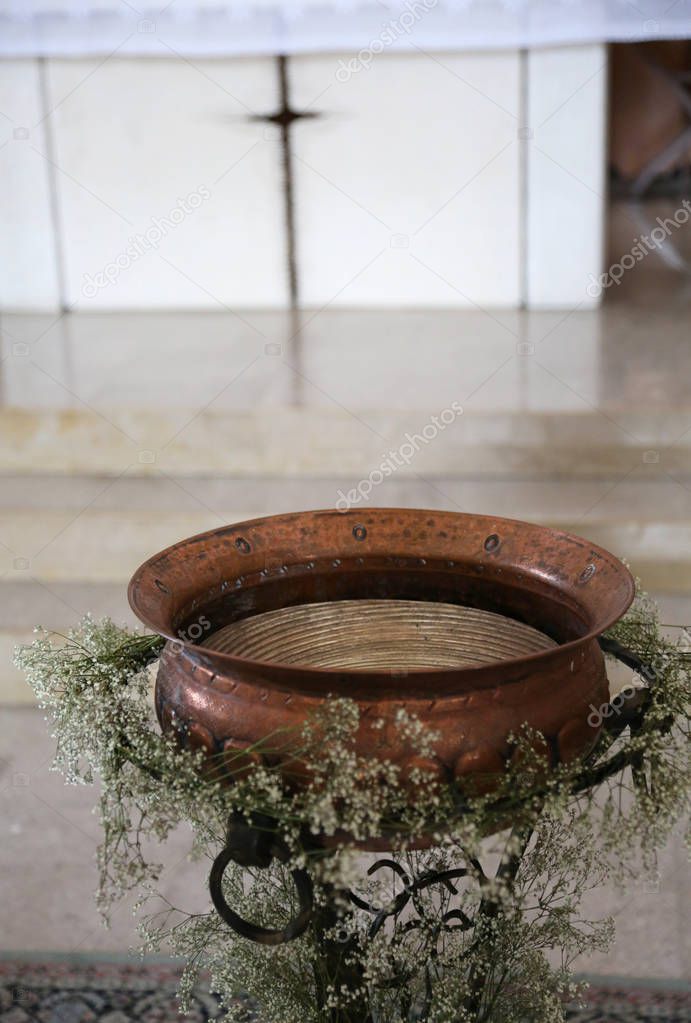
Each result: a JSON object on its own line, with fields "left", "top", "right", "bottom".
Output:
{"left": 202, "top": 599, "right": 558, "bottom": 671}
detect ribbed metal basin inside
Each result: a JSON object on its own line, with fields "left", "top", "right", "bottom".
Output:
{"left": 202, "top": 599, "right": 557, "bottom": 671}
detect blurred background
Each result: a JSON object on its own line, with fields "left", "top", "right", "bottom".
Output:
{"left": 0, "top": 0, "right": 690, "bottom": 1004}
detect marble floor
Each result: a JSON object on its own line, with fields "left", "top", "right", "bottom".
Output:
{"left": 1, "top": 200, "right": 690, "bottom": 417}
{"left": 1, "top": 284, "right": 690, "bottom": 419}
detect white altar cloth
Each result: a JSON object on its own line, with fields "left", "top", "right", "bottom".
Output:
{"left": 1, "top": 0, "right": 690, "bottom": 57}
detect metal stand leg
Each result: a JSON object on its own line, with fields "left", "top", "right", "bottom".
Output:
{"left": 207, "top": 640, "right": 655, "bottom": 1022}
{"left": 313, "top": 887, "right": 374, "bottom": 1023}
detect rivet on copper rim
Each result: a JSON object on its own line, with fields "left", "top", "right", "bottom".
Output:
{"left": 235, "top": 537, "right": 251, "bottom": 554}
{"left": 579, "top": 564, "right": 596, "bottom": 584}
{"left": 352, "top": 524, "right": 367, "bottom": 542}
{"left": 484, "top": 533, "right": 501, "bottom": 553}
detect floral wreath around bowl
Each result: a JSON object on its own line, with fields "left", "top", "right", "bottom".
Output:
{"left": 16, "top": 590, "right": 691, "bottom": 1023}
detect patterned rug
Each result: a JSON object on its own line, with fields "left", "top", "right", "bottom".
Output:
{"left": 1, "top": 956, "right": 689, "bottom": 1022}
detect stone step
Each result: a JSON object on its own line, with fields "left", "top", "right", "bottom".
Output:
{"left": 0, "top": 581, "right": 135, "bottom": 703}
{"left": 2, "top": 471, "right": 690, "bottom": 703}
{"left": 1, "top": 471, "right": 689, "bottom": 517}
{"left": 4, "top": 306, "right": 691, "bottom": 480}
{"left": 0, "top": 471, "right": 689, "bottom": 586}
{"left": 2, "top": 406, "right": 690, "bottom": 478}
{"left": 1, "top": 508, "right": 689, "bottom": 588}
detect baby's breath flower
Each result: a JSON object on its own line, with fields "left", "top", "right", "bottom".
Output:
{"left": 14, "top": 594, "right": 690, "bottom": 1023}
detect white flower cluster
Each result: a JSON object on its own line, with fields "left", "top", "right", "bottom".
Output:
{"left": 14, "top": 596, "right": 691, "bottom": 1023}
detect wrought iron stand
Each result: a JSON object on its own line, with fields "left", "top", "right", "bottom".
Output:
{"left": 208, "top": 639, "right": 653, "bottom": 1023}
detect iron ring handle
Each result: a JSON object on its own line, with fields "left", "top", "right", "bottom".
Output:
{"left": 209, "top": 844, "right": 314, "bottom": 945}
{"left": 598, "top": 634, "right": 656, "bottom": 683}
{"left": 597, "top": 634, "right": 656, "bottom": 731}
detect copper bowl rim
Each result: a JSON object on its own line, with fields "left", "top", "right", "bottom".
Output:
{"left": 127, "top": 508, "right": 636, "bottom": 685}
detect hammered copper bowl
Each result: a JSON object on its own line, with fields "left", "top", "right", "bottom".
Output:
{"left": 128, "top": 508, "right": 634, "bottom": 829}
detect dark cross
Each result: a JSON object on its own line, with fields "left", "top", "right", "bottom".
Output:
{"left": 251, "top": 56, "right": 321, "bottom": 306}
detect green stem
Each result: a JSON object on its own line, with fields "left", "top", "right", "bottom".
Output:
{"left": 463, "top": 823, "right": 535, "bottom": 1022}
{"left": 312, "top": 885, "right": 374, "bottom": 1023}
